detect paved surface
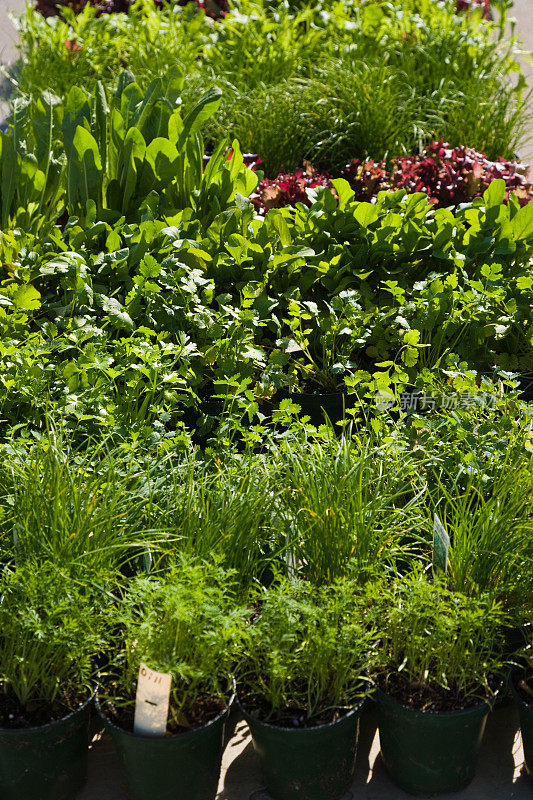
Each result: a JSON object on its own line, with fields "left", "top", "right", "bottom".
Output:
{"left": 76, "top": 701, "right": 530, "bottom": 799}
{"left": 0, "top": 0, "right": 22, "bottom": 62}
{"left": 511, "top": 0, "right": 533, "bottom": 163}
{"left": 0, "top": 0, "right": 24, "bottom": 122}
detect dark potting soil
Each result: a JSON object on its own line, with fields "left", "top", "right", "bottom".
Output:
{"left": 239, "top": 691, "right": 355, "bottom": 728}
{"left": 0, "top": 687, "right": 89, "bottom": 729}
{"left": 377, "top": 672, "right": 498, "bottom": 713}
{"left": 515, "top": 667, "right": 533, "bottom": 706}
{"left": 103, "top": 690, "right": 226, "bottom": 735}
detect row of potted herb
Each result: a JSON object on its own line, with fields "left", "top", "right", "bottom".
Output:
{"left": 1, "top": 559, "right": 530, "bottom": 800}
{"left": 15, "top": 0, "right": 524, "bottom": 179}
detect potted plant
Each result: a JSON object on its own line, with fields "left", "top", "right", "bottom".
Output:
{"left": 96, "top": 557, "right": 248, "bottom": 800}
{"left": 237, "top": 577, "right": 376, "bottom": 800}
{"left": 510, "top": 634, "right": 533, "bottom": 779}
{"left": 0, "top": 561, "right": 109, "bottom": 800}
{"left": 371, "top": 571, "right": 506, "bottom": 795}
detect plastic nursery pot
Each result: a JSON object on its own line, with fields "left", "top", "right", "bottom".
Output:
{"left": 502, "top": 622, "right": 532, "bottom": 656}
{"left": 375, "top": 687, "right": 492, "bottom": 795}
{"left": 286, "top": 392, "right": 348, "bottom": 429}
{"left": 95, "top": 692, "right": 231, "bottom": 800}
{"left": 0, "top": 692, "right": 93, "bottom": 800}
{"left": 238, "top": 695, "right": 366, "bottom": 800}
{"left": 510, "top": 670, "right": 533, "bottom": 778}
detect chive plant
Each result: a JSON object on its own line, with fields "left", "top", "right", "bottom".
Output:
{"left": 0, "top": 431, "right": 177, "bottom": 575}
{"left": 15, "top": 0, "right": 529, "bottom": 175}
{"left": 277, "top": 434, "right": 430, "bottom": 584}
{"left": 143, "top": 448, "right": 285, "bottom": 591}
{"left": 429, "top": 456, "right": 533, "bottom": 615}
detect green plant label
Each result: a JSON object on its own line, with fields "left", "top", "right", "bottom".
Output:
{"left": 133, "top": 662, "right": 172, "bottom": 737}
{"left": 433, "top": 513, "right": 449, "bottom": 574}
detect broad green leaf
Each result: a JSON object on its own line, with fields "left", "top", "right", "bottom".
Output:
{"left": 119, "top": 127, "right": 146, "bottom": 214}
{"left": 72, "top": 126, "right": 103, "bottom": 209}
{"left": 12, "top": 284, "right": 41, "bottom": 311}
{"left": 401, "top": 346, "right": 419, "bottom": 367}
{"left": 139, "top": 254, "right": 161, "bottom": 279}
{"left": 114, "top": 70, "right": 136, "bottom": 104}
{"left": 354, "top": 202, "right": 379, "bottom": 227}
{"left": 145, "top": 138, "right": 179, "bottom": 184}
{"left": 32, "top": 91, "right": 56, "bottom": 176}
{"left": 129, "top": 78, "right": 163, "bottom": 137}
{"left": 517, "top": 276, "right": 533, "bottom": 291}
{"left": 404, "top": 329, "right": 421, "bottom": 346}
{"left": 62, "top": 86, "right": 91, "bottom": 154}
{"left": 95, "top": 81, "right": 109, "bottom": 174}
{"left": 178, "top": 86, "right": 223, "bottom": 151}
{"left": 483, "top": 178, "right": 505, "bottom": 208}
{"left": 99, "top": 295, "right": 134, "bottom": 331}
{"left": 120, "top": 82, "right": 144, "bottom": 129}
{"left": 511, "top": 202, "right": 533, "bottom": 240}
{"left": 11, "top": 95, "right": 31, "bottom": 155}
{"left": 272, "top": 215, "right": 292, "bottom": 247}
{"left": 163, "top": 68, "right": 185, "bottom": 107}
{"left": 330, "top": 178, "right": 355, "bottom": 209}
{"left": 202, "top": 137, "right": 228, "bottom": 186}
{"left": 0, "top": 134, "right": 17, "bottom": 229}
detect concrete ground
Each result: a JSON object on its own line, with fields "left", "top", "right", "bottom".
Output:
{"left": 78, "top": 701, "right": 530, "bottom": 799}
{"left": 510, "top": 0, "right": 533, "bottom": 163}
{"left": 0, "top": 0, "right": 21, "bottom": 63}
{"left": 0, "top": 0, "right": 24, "bottom": 124}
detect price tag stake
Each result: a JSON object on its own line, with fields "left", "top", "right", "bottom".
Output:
{"left": 133, "top": 663, "right": 172, "bottom": 737}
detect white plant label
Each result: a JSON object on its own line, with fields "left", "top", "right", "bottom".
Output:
{"left": 133, "top": 663, "right": 172, "bottom": 737}
{"left": 433, "top": 513, "right": 449, "bottom": 574}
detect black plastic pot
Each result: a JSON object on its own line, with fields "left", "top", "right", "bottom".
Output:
{"left": 375, "top": 687, "right": 492, "bottom": 795}
{"left": 0, "top": 693, "right": 92, "bottom": 800}
{"left": 285, "top": 392, "right": 348, "bottom": 429}
{"left": 502, "top": 622, "right": 532, "bottom": 656}
{"left": 95, "top": 692, "right": 231, "bottom": 800}
{"left": 510, "top": 670, "right": 533, "bottom": 779}
{"left": 239, "top": 695, "right": 366, "bottom": 800}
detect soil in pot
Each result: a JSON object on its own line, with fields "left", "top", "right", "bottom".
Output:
{"left": 0, "top": 687, "right": 89, "bottom": 729}
{"left": 374, "top": 675, "right": 498, "bottom": 795}
{"left": 238, "top": 693, "right": 366, "bottom": 800}
{"left": 0, "top": 690, "right": 92, "bottom": 800}
{"left": 103, "top": 689, "right": 225, "bottom": 734}
{"left": 511, "top": 665, "right": 533, "bottom": 778}
{"left": 96, "top": 690, "right": 231, "bottom": 800}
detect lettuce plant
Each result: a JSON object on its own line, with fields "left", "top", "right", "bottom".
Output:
{"left": 252, "top": 142, "right": 532, "bottom": 214}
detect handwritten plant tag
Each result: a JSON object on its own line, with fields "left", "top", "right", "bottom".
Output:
{"left": 133, "top": 663, "right": 172, "bottom": 737}
{"left": 433, "top": 513, "right": 449, "bottom": 574}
